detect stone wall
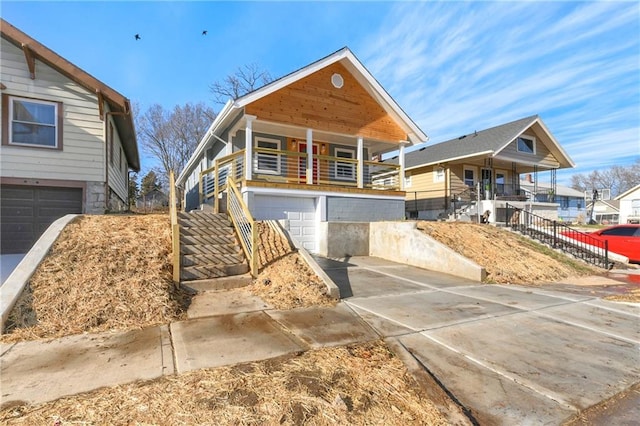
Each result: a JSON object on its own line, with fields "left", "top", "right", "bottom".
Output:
{"left": 85, "top": 181, "right": 106, "bottom": 214}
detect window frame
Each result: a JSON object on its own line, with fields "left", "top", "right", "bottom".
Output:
{"left": 517, "top": 135, "right": 536, "bottom": 155}
{"left": 255, "top": 137, "right": 282, "bottom": 175}
{"left": 2, "top": 94, "right": 63, "bottom": 150}
{"left": 463, "top": 166, "right": 476, "bottom": 188}
{"left": 433, "top": 166, "right": 445, "bottom": 183}
{"left": 334, "top": 147, "right": 356, "bottom": 181}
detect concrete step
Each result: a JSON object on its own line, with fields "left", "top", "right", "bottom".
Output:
{"left": 181, "top": 274, "right": 253, "bottom": 292}
{"left": 182, "top": 252, "right": 246, "bottom": 267}
{"left": 181, "top": 263, "right": 250, "bottom": 281}
{"left": 181, "top": 243, "right": 243, "bottom": 256}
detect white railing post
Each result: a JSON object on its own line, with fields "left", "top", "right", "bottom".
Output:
{"left": 357, "top": 136, "right": 364, "bottom": 189}
{"left": 245, "top": 115, "right": 256, "bottom": 181}
{"left": 399, "top": 140, "right": 408, "bottom": 190}
{"left": 306, "top": 128, "right": 313, "bottom": 185}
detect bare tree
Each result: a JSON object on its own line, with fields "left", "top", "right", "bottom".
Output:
{"left": 136, "top": 102, "right": 216, "bottom": 186}
{"left": 570, "top": 159, "right": 640, "bottom": 197}
{"left": 209, "top": 63, "right": 274, "bottom": 105}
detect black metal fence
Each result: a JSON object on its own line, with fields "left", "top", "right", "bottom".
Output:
{"left": 506, "top": 203, "right": 611, "bottom": 269}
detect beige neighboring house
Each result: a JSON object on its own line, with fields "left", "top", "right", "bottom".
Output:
{"left": 0, "top": 19, "right": 139, "bottom": 254}
{"left": 616, "top": 184, "right": 640, "bottom": 224}
{"left": 389, "top": 115, "right": 576, "bottom": 223}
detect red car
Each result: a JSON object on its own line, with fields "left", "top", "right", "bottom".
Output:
{"left": 562, "top": 225, "right": 640, "bottom": 263}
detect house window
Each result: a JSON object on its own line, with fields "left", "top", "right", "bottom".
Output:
{"left": 433, "top": 166, "right": 445, "bottom": 183}
{"left": 335, "top": 148, "right": 355, "bottom": 180}
{"left": 517, "top": 136, "right": 536, "bottom": 154}
{"left": 255, "top": 137, "right": 281, "bottom": 174}
{"left": 404, "top": 175, "right": 412, "bottom": 188}
{"left": 496, "top": 171, "right": 506, "bottom": 195}
{"left": 3, "top": 95, "right": 62, "bottom": 149}
{"left": 464, "top": 168, "right": 476, "bottom": 188}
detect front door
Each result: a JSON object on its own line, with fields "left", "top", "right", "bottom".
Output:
{"left": 298, "top": 142, "right": 319, "bottom": 184}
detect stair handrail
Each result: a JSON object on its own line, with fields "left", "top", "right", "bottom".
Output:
{"left": 198, "top": 150, "right": 245, "bottom": 210}
{"left": 226, "top": 176, "right": 258, "bottom": 276}
{"left": 506, "top": 203, "right": 610, "bottom": 269}
{"left": 169, "top": 170, "right": 180, "bottom": 286}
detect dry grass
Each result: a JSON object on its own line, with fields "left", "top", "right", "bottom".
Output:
{"left": 417, "top": 221, "right": 598, "bottom": 285}
{"left": 0, "top": 341, "right": 448, "bottom": 425}
{"left": 1, "top": 214, "right": 190, "bottom": 342}
{"left": 251, "top": 222, "right": 336, "bottom": 310}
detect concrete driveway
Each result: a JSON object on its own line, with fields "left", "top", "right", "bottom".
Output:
{"left": 314, "top": 256, "right": 640, "bottom": 425}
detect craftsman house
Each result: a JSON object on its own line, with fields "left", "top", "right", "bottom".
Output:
{"left": 176, "top": 47, "right": 427, "bottom": 252}
{"left": 0, "top": 19, "right": 139, "bottom": 253}
{"left": 393, "top": 115, "right": 575, "bottom": 223}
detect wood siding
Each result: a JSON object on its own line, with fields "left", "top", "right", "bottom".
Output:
{"left": 0, "top": 38, "right": 105, "bottom": 183}
{"left": 245, "top": 62, "right": 407, "bottom": 142}
{"left": 106, "top": 106, "right": 128, "bottom": 202}
{"left": 498, "top": 132, "right": 560, "bottom": 168}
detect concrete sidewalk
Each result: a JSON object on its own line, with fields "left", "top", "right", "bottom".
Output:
{"left": 0, "top": 296, "right": 377, "bottom": 408}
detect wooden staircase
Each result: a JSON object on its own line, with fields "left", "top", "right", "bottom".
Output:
{"left": 178, "top": 211, "right": 252, "bottom": 289}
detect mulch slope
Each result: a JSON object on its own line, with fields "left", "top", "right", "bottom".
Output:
{"left": 0, "top": 341, "right": 448, "bottom": 425}
{"left": 417, "top": 221, "right": 597, "bottom": 284}
{"left": 1, "top": 214, "right": 190, "bottom": 342}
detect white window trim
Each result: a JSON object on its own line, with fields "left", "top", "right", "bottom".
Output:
{"left": 463, "top": 166, "right": 477, "bottom": 188}
{"left": 433, "top": 166, "right": 445, "bottom": 183}
{"left": 334, "top": 147, "right": 356, "bottom": 181}
{"left": 8, "top": 96, "right": 59, "bottom": 149}
{"left": 255, "top": 137, "right": 281, "bottom": 175}
{"left": 404, "top": 175, "right": 412, "bottom": 188}
{"left": 517, "top": 135, "right": 536, "bottom": 155}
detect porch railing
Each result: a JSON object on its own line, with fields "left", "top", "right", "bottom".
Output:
{"left": 199, "top": 150, "right": 245, "bottom": 209}
{"left": 169, "top": 170, "right": 180, "bottom": 286}
{"left": 226, "top": 176, "right": 258, "bottom": 276}
{"left": 506, "top": 203, "right": 611, "bottom": 269}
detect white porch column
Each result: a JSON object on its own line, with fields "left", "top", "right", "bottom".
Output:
{"left": 306, "top": 128, "right": 313, "bottom": 185}
{"left": 244, "top": 115, "right": 256, "bottom": 181}
{"left": 399, "top": 141, "right": 409, "bottom": 191}
{"left": 357, "top": 136, "right": 364, "bottom": 189}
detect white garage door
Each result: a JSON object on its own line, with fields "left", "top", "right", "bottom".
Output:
{"left": 252, "top": 195, "right": 317, "bottom": 252}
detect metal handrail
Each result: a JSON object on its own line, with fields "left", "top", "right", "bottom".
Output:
{"left": 226, "top": 176, "right": 258, "bottom": 276}
{"left": 506, "top": 203, "right": 610, "bottom": 269}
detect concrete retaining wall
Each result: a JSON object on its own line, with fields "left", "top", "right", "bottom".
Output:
{"left": 318, "top": 222, "right": 369, "bottom": 258}
{"left": 369, "top": 221, "right": 486, "bottom": 282}
{"left": 1, "top": 214, "right": 79, "bottom": 332}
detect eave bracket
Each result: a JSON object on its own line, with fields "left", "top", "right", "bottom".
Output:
{"left": 21, "top": 43, "right": 36, "bottom": 79}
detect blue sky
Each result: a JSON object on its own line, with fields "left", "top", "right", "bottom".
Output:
{"left": 3, "top": 1, "right": 639, "bottom": 185}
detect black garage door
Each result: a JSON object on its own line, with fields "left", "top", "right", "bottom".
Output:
{"left": 1, "top": 185, "right": 83, "bottom": 254}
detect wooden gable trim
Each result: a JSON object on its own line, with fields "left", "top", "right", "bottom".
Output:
{"left": 1, "top": 18, "right": 127, "bottom": 110}
{"left": 21, "top": 43, "right": 36, "bottom": 79}
{"left": 245, "top": 62, "right": 407, "bottom": 143}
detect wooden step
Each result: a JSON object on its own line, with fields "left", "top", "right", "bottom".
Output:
{"left": 181, "top": 273, "right": 253, "bottom": 292}
{"left": 180, "top": 226, "right": 235, "bottom": 238}
{"left": 182, "top": 252, "right": 246, "bottom": 267}
{"left": 180, "top": 233, "right": 237, "bottom": 246}
{"left": 181, "top": 243, "right": 243, "bottom": 256}
{"left": 178, "top": 218, "right": 232, "bottom": 229}
{"left": 181, "top": 263, "right": 250, "bottom": 281}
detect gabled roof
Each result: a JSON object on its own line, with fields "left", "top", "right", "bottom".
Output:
{"left": 0, "top": 19, "right": 139, "bottom": 171}
{"left": 177, "top": 47, "right": 428, "bottom": 186}
{"left": 234, "top": 47, "right": 428, "bottom": 144}
{"left": 519, "top": 180, "right": 585, "bottom": 198}
{"left": 391, "top": 115, "right": 574, "bottom": 171}
{"left": 615, "top": 183, "right": 640, "bottom": 201}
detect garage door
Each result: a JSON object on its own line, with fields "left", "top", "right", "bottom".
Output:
{"left": 252, "top": 195, "right": 317, "bottom": 252}
{"left": 1, "top": 185, "right": 83, "bottom": 254}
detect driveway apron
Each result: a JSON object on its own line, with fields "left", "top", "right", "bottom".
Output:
{"left": 315, "top": 256, "right": 640, "bottom": 425}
